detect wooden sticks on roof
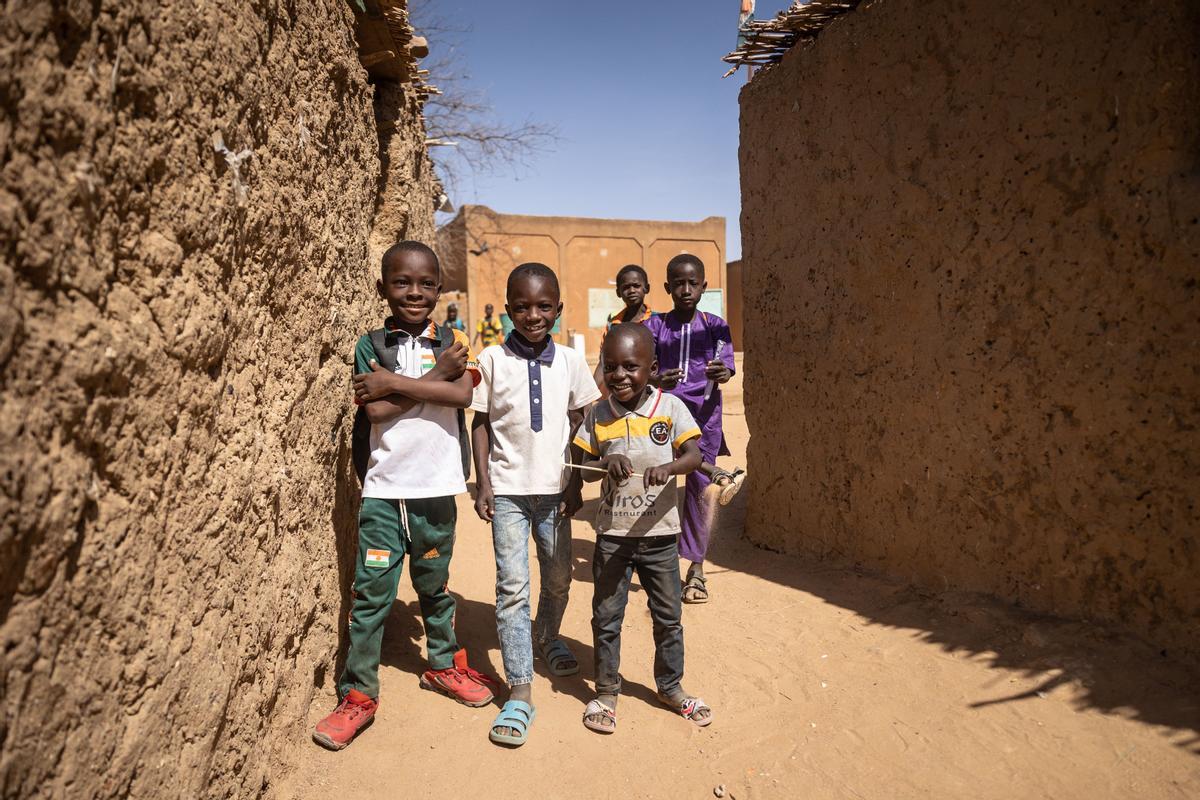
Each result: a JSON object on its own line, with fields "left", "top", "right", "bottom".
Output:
{"left": 722, "top": 0, "right": 860, "bottom": 76}
{"left": 353, "top": 0, "right": 438, "bottom": 99}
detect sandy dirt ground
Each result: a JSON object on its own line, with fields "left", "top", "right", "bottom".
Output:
{"left": 278, "top": 377, "right": 1200, "bottom": 799}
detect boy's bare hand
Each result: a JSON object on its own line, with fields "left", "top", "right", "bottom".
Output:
{"left": 604, "top": 454, "right": 635, "bottom": 484}
{"left": 474, "top": 482, "right": 495, "bottom": 521}
{"left": 354, "top": 360, "right": 398, "bottom": 401}
{"left": 704, "top": 360, "right": 731, "bottom": 383}
{"left": 658, "top": 368, "right": 683, "bottom": 389}
{"left": 428, "top": 342, "right": 468, "bottom": 381}
{"left": 559, "top": 488, "right": 583, "bottom": 518}
{"left": 643, "top": 464, "right": 673, "bottom": 487}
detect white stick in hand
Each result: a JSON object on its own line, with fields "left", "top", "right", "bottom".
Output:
{"left": 563, "top": 461, "right": 645, "bottom": 479}
{"left": 704, "top": 340, "right": 727, "bottom": 401}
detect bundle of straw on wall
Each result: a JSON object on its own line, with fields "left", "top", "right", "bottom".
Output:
{"left": 722, "top": 0, "right": 860, "bottom": 75}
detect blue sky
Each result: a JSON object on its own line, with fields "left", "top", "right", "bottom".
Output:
{"left": 419, "top": 0, "right": 768, "bottom": 260}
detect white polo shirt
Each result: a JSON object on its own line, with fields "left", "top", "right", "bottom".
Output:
{"left": 472, "top": 339, "right": 601, "bottom": 495}
{"left": 358, "top": 323, "right": 477, "bottom": 500}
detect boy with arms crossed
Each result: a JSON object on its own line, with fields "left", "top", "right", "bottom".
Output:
{"left": 644, "top": 254, "right": 737, "bottom": 604}
{"left": 471, "top": 263, "right": 602, "bottom": 746}
{"left": 573, "top": 323, "right": 713, "bottom": 732}
{"left": 312, "top": 242, "right": 494, "bottom": 750}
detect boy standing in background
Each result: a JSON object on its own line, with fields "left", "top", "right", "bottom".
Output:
{"left": 606, "top": 264, "right": 656, "bottom": 329}
{"left": 645, "top": 254, "right": 736, "bottom": 604}
{"left": 474, "top": 302, "right": 505, "bottom": 349}
{"left": 594, "top": 264, "right": 657, "bottom": 396}
{"left": 444, "top": 301, "right": 466, "bottom": 332}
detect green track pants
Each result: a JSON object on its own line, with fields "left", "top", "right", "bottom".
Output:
{"left": 338, "top": 496, "right": 459, "bottom": 699}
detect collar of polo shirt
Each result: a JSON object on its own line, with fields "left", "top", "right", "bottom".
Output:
{"left": 608, "top": 387, "right": 662, "bottom": 420}
{"left": 503, "top": 331, "right": 555, "bottom": 363}
{"left": 383, "top": 317, "right": 439, "bottom": 343}
{"left": 504, "top": 331, "right": 556, "bottom": 432}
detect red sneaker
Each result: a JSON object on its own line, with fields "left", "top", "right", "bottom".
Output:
{"left": 419, "top": 649, "right": 497, "bottom": 707}
{"left": 312, "top": 689, "right": 378, "bottom": 750}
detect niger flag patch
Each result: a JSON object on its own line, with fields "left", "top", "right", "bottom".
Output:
{"left": 365, "top": 549, "right": 390, "bottom": 568}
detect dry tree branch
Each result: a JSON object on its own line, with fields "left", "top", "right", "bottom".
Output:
{"left": 408, "top": 0, "right": 561, "bottom": 195}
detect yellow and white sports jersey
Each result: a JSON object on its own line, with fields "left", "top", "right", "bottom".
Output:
{"left": 573, "top": 388, "right": 701, "bottom": 537}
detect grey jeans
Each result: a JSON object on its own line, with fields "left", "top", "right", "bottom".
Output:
{"left": 591, "top": 534, "right": 684, "bottom": 697}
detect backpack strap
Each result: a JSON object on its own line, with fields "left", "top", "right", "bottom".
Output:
{"left": 430, "top": 322, "right": 453, "bottom": 357}
{"left": 352, "top": 327, "right": 397, "bottom": 485}
{"left": 368, "top": 327, "right": 401, "bottom": 373}
{"left": 432, "top": 322, "right": 472, "bottom": 482}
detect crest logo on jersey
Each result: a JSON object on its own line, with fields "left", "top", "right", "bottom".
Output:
{"left": 649, "top": 421, "right": 671, "bottom": 445}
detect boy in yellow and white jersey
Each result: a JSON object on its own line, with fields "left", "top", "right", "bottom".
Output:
{"left": 572, "top": 323, "right": 713, "bottom": 735}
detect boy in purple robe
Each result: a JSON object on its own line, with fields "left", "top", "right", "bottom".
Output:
{"left": 644, "top": 254, "right": 737, "bottom": 604}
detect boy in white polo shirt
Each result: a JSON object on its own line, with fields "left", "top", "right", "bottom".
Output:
{"left": 471, "top": 262, "right": 602, "bottom": 747}
{"left": 312, "top": 242, "right": 495, "bottom": 752}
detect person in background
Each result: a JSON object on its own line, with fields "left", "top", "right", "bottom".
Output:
{"left": 474, "top": 302, "right": 505, "bottom": 349}
{"left": 644, "top": 254, "right": 737, "bottom": 605}
{"left": 593, "top": 264, "right": 657, "bottom": 397}
{"left": 445, "top": 302, "right": 466, "bottom": 332}
{"left": 739, "top": 0, "right": 755, "bottom": 40}
{"left": 737, "top": 0, "right": 756, "bottom": 78}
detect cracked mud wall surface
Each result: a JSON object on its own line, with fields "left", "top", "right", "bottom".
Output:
{"left": 739, "top": 0, "right": 1200, "bottom": 660}
{"left": 0, "top": 1, "right": 434, "bottom": 797}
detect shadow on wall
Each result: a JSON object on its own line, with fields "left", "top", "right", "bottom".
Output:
{"left": 706, "top": 489, "right": 1200, "bottom": 755}
{"left": 330, "top": 433, "right": 360, "bottom": 688}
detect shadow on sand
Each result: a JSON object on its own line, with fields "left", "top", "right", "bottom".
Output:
{"left": 377, "top": 590, "right": 663, "bottom": 713}
{"left": 333, "top": 480, "right": 662, "bottom": 717}
{"left": 705, "top": 486, "right": 1200, "bottom": 754}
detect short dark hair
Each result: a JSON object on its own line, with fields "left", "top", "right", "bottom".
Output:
{"left": 615, "top": 264, "right": 649, "bottom": 286}
{"left": 603, "top": 322, "right": 655, "bottom": 361}
{"left": 506, "top": 262, "right": 560, "bottom": 298}
{"left": 666, "top": 253, "right": 705, "bottom": 279}
{"left": 381, "top": 240, "right": 440, "bottom": 280}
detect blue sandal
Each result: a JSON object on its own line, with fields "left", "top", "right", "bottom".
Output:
{"left": 539, "top": 638, "right": 580, "bottom": 676}
{"left": 489, "top": 700, "right": 536, "bottom": 747}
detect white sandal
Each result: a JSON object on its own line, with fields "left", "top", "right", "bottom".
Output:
{"left": 582, "top": 698, "right": 616, "bottom": 734}
{"left": 665, "top": 695, "right": 713, "bottom": 727}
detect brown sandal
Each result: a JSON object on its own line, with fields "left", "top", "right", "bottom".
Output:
{"left": 682, "top": 574, "right": 709, "bottom": 604}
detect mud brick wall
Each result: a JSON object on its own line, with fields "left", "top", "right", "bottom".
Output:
{"left": 0, "top": 1, "right": 435, "bottom": 797}
{"left": 739, "top": 0, "right": 1200, "bottom": 660}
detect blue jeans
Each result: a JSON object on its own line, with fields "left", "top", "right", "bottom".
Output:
{"left": 492, "top": 494, "right": 573, "bottom": 686}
